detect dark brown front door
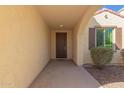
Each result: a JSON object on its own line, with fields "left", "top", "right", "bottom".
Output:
{"left": 56, "top": 33, "right": 67, "bottom": 58}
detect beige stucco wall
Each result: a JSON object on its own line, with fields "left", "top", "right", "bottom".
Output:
{"left": 0, "top": 6, "right": 50, "bottom": 88}
{"left": 51, "top": 30, "right": 72, "bottom": 59}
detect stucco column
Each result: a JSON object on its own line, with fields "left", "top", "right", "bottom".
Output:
{"left": 76, "top": 6, "right": 101, "bottom": 66}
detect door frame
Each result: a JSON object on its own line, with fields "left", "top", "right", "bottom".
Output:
{"left": 56, "top": 32, "right": 67, "bottom": 59}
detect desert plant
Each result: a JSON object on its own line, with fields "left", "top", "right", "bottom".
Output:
{"left": 121, "top": 49, "right": 124, "bottom": 61}
{"left": 90, "top": 47, "right": 113, "bottom": 69}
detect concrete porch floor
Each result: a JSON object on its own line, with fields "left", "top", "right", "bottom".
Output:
{"left": 30, "top": 60, "right": 101, "bottom": 88}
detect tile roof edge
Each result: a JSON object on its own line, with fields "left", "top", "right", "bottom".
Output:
{"left": 94, "top": 8, "right": 124, "bottom": 18}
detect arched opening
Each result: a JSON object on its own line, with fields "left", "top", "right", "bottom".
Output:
{"left": 72, "top": 6, "right": 102, "bottom": 65}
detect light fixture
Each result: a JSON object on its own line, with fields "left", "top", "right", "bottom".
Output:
{"left": 104, "top": 14, "right": 108, "bottom": 19}
{"left": 59, "top": 24, "right": 63, "bottom": 27}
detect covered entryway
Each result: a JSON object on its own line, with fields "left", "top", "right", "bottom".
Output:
{"left": 0, "top": 6, "right": 101, "bottom": 88}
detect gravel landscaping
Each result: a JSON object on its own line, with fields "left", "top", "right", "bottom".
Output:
{"left": 83, "top": 64, "right": 124, "bottom": 88}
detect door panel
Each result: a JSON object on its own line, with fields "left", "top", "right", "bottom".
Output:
{"left": 56, "top": 33, "right": 67, "bottom": 58}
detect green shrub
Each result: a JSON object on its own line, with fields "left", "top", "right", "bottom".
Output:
{"left": 121, "top": 49, "right": 124, "bottom": 61}
{"left": 90, "top": 47, "right": 113, "bottom": 69}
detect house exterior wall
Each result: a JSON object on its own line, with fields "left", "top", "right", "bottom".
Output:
{"left": 0, "top": 6, "right": 50, "bottom": 88}
{"left": 51, "top": 30, "right": 72, "bottom": 59}
{"left": 83, "top": 10, "right": 124, "bottom": 64}
{"left": 93, "top": 12, "right": 124, "bottom": 48}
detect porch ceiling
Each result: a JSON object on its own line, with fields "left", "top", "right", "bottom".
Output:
{"left": 37, "top": 5, "right": 90, "bottom": 30}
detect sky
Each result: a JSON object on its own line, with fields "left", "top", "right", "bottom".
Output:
{"left": 101, "top": 5, "right": 124, "bottom": 11}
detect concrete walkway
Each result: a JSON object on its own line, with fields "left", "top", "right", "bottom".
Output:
{"left": 30, "top": 60, "right": 101, "bottom": 88}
